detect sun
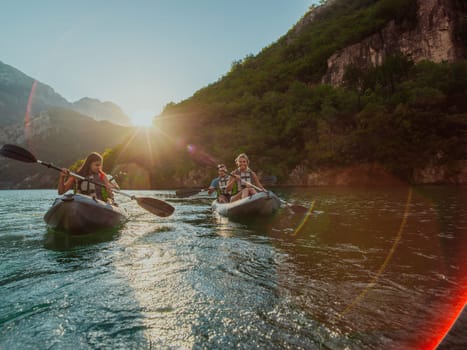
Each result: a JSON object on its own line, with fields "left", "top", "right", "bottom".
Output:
{"left": 131, "top": 110, "right": 155, "bottom": 127}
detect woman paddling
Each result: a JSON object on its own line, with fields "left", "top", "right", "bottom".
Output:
{"left": 226, "top": 153, "right": 265, "bottom": 202}
{"left": 58, "top": 152, "right": 115, "bottom": 202}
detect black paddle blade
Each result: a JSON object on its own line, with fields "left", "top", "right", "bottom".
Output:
{"left": 136, "top": 197, "right": 175, "bottom": 217}
{"left": 0, "top": 144, "right": 37, "bottom": 163}
{"left": 175, "top": 188, "right": 203, "bottom": 198}
{"left": 260, "top": 175, "right": 277, "bottom": 186}
{"left": 288, "top": 204, "right": 310, "bottom": 214}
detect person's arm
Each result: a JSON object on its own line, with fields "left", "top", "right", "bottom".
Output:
{"left": 225, "top": 174, "right": 238, "bottom": 192}
{"left": 58, "top": 169, "right": 75, "bottom": 194}
{"left": 251, "top": 171, "right": 265, "bottom": 191}
{"left": 103, "top": 176, "right": 114, "bottom": 199}
{"left": 208, "top": 178, "right": 218, "bottom": 195}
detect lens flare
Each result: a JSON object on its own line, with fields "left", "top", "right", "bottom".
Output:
{"left": 184, "top": 143, "right": 218, "bottom": 166}
{"left": 186, "top": 144, "right": 195, "bottom": 154}
{"left": 338, "top": 188, "right": 413, "bottom": 319}
{"left": 292, "top": 200, "right": 316, "bottom": 236}
{"left": 425, "top": 300, "right": 467, "bottom": 350}
{"left": 24, "top": 80, "right": 37, "bottom": 150}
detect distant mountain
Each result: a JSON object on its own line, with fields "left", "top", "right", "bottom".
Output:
{"left": 0, "top": 60, "right": 132, "bottom": 126}
{"left": 72, "top": 97, "right": 132, "bottom": 126}
{"left": 0, "top": 107, "right": 134, "bottom": 188}
{"left": 0, "top": 61, "right": 69, "bottom": 126}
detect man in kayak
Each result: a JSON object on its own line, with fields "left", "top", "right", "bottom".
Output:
{"left": 58, "top": 152, "right": 115, "bottom": 202}
{"left": 227, "top": 153, "right": 265, "bottom": 202}
{"left": 208, "top": 164, "right": 232, "bottom": 203}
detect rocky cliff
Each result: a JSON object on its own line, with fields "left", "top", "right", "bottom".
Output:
{"left": 321, "top": 0, "right": 466, "bottom": 85}
{"left": 0, "top": 108, "right": 133, "bottom": 189}
{"left": 285, "top": 161, "right": 467, "bottom": 186}
{"left": 287, "top": 0, "right": 467, "bottom": 186}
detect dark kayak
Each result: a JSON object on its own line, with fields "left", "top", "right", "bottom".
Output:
{"left": 212, "top": 191, "right": 281, "bottom": 219}
{"left": 44, "top": 193, "right": 127, "bottom": 234}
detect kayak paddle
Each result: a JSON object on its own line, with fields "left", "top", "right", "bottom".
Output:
{"left": 0, "top": 144, "right": 175, "bottom": 217}
{"left": 260, "top": 175, "right": 277, "bottom": 186}
{"left": 175, "top": 188, "right": 208, "bottom": 198}
{"left": 175, "top": 176, "right": 277, "bottom": 199}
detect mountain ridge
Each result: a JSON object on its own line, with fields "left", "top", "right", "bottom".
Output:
{"left": 0, "top": 60, "right": 132, "bottom": 127}
{"left": 72, "top": 97, "right": 131, "bottom": 126}
{"left": 0, "top": 107, "right": 134, "bottom": 189}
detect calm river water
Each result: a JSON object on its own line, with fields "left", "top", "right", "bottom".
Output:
{"left": 0, "top": 187, "right": 466, "bottom": 349}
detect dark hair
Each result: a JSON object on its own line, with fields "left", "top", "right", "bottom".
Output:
{"left": 77, "top": 152, "right": 103, "bottom": 176}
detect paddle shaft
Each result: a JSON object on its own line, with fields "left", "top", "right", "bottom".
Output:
{"left": 228, "top": 173, "right": 264, "bottom": 193}
{"left": 175, "top": 188, "right": 208, "bottom": 198}
{"left": 40, "top": 158, "right": 174, "bottom": 215}
{"left": 238, "top": 178, "right": 264, "bottom": 192}
{"left": 37, "top": 159, "right": 133, "bottom": 199}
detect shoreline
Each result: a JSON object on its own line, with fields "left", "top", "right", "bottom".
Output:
{"left": 1, "top": 183, "right": 466, "bottom": 191}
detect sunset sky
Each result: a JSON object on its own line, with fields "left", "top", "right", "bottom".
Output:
{"left": 0, "top": 0, "right": 317, "bottom": 125}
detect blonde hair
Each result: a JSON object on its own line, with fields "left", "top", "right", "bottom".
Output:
{"left": 235, "top": 153, "right": 249, "bottom": 166}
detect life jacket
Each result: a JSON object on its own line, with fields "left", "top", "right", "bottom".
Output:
{"left": 216, "top": 175, "right": 230, "bottom": 196}
{"left": 233, "top": 168, "right": 254, "bottom": 190}
{"left": 75, "top": 171, "right": 109, "bottom": 201}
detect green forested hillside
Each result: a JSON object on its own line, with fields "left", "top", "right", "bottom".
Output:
{"left": 152, "top": 58, "right": 466, "bottom": 183}
{"left": 103, "top": 0, "right": 466, "bottom": 187}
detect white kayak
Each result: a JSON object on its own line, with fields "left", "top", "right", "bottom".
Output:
{"left": 44, "top": 193, "right": 127, "bottom": 234}
{"left": 212, "top": 191, "right": 281, "bottom": 219}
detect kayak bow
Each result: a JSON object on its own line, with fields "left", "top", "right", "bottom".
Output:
{"left": 44, "top": 193, "right": 127, "bottom": 234}
{"left": 212, "top": 191, "right": 281, "bottom": 219}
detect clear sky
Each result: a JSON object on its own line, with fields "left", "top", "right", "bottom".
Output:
{"left": 0, "top": 0, "right": 316, "bottom": 125}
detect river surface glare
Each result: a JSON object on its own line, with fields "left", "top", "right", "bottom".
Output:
{"left": 0, "top": 187, "right": 466, "bottom": 349}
